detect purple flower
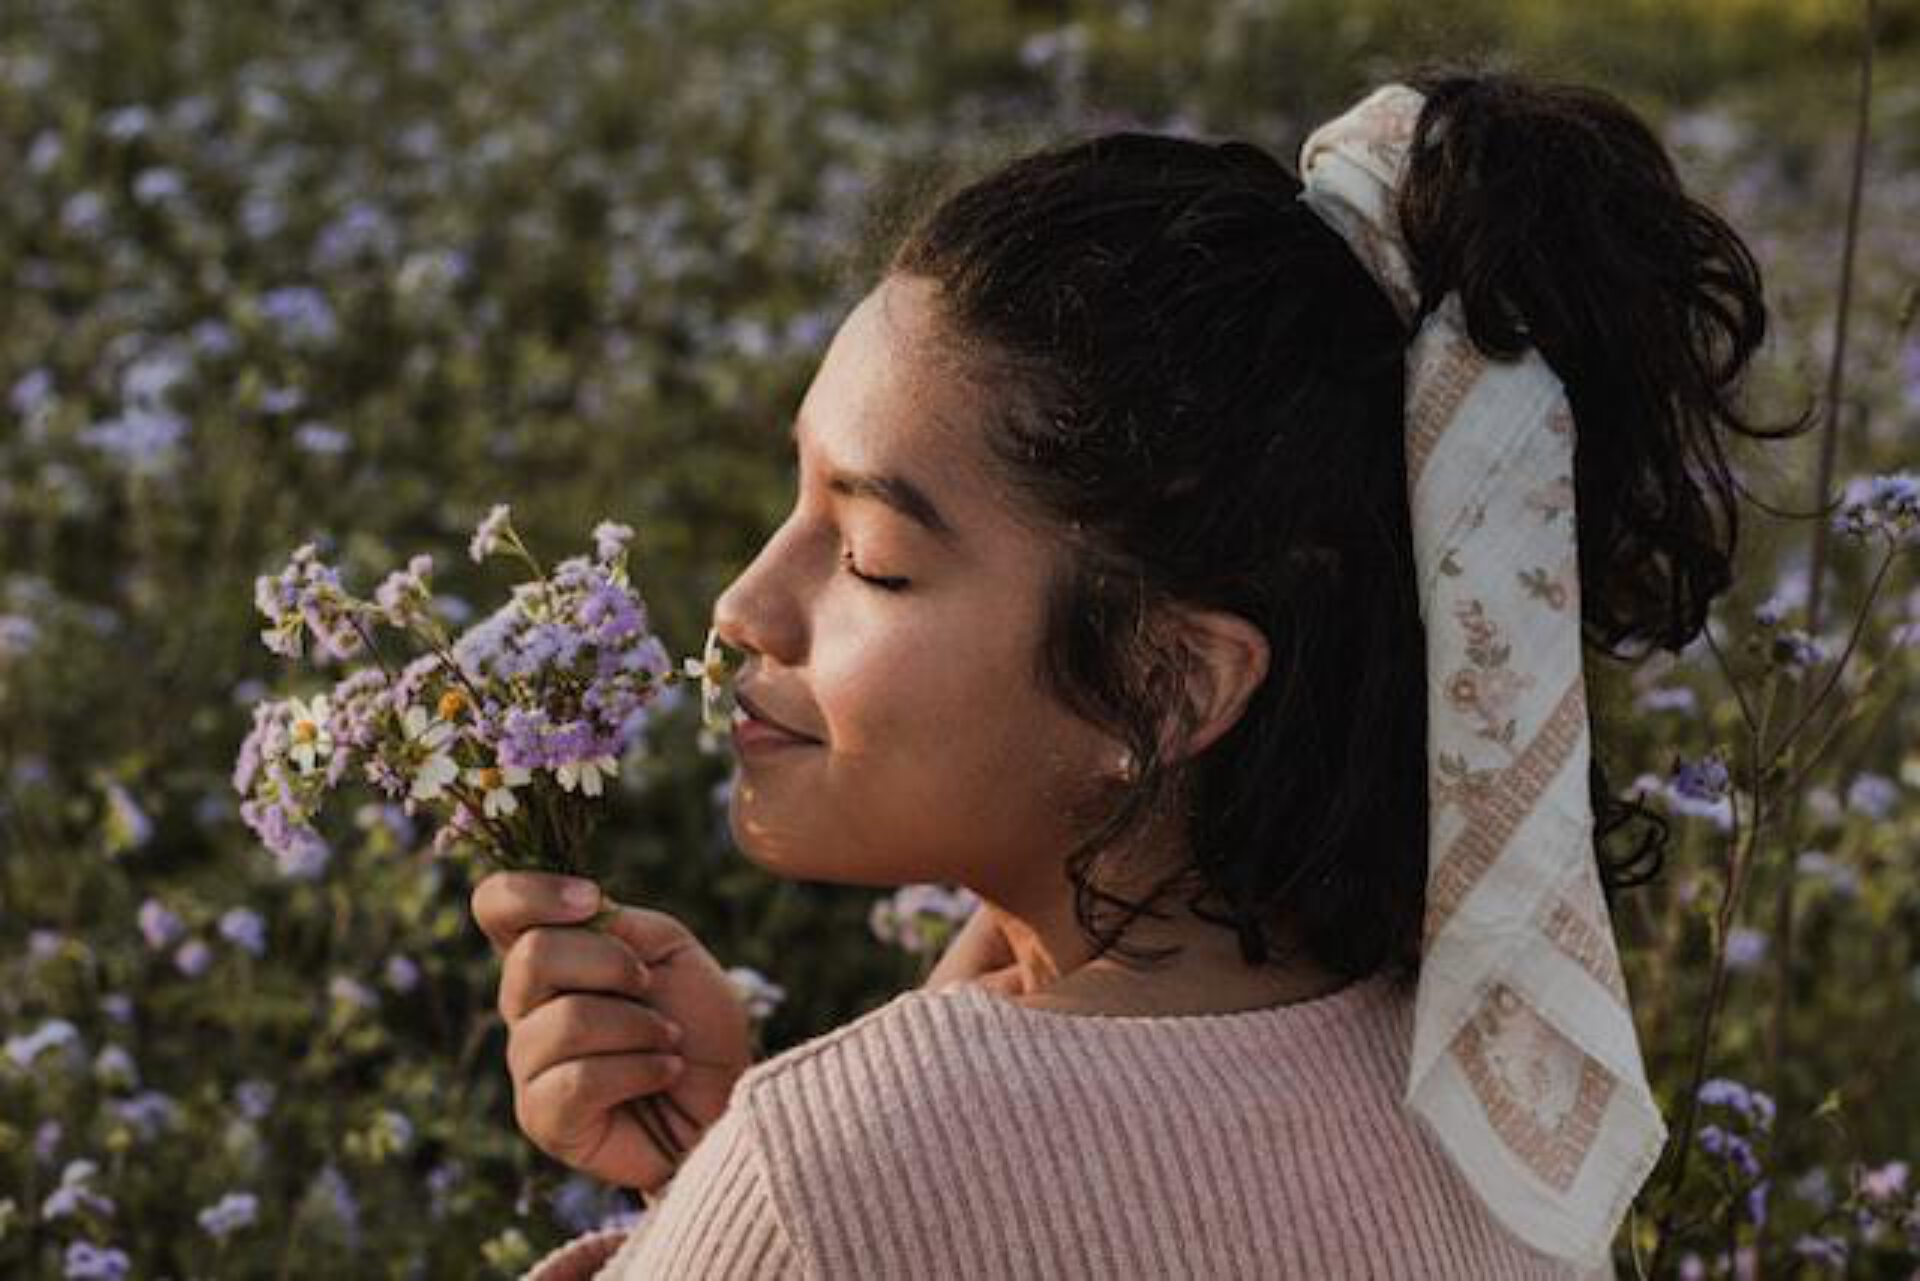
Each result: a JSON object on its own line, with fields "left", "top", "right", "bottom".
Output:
{"left": 275, "top": 828, "right": 332, "bottom": 879}
{"left": 871, "top": 883, "right": 981, "bottom": 956}
{"left": 1795, "top": 850, "right": 1861, "bottom": 898}
{"left": 550, "top": 1174, "right": 629, "bottom": 1235}
{"left": 1697, "top": 1125, "right": 1763, "bottom": 1180}
{"left": 376, "top": 1108, "right": 414, "bottom": 1152}
{"left": 1859, "top": 1159, "right": 1910, "bottom": 1203}
{"left": 62, "top": 1241, "right": 131, "bottom": 1280}
{"left": 580, "top": 582, "right": 644, "bottom": 646}
{"left": 6, "top": 1018, "right": 81, "bottom": 1070}
{"left": 174, "top": 936, "right": 212, "bottom": 976}
{"left": 102, "top": 783, "right": 152, "bottom": 852}
{"left": 724, "top": 966, "right": 787, "bottom": 1022}
{"left": 1635, "top": 685, "right": 1696, "bottom": 713}
{"left": 1724, "top": 927, "right": 1767, "bottom": 972}
{"left": 427, "top": 1159, "right": 464, "bottom": 1221}
{"left": 294, "top": 422, "right": 350, "bottom": 456}
{"left": 78, "top": 409, "right": 187, "bottom": 476}
{"left": 384, "top": 954, "right": 421, "bottom": 993}
{"left": 1844, "top": 772, "right": 1899, "bottom": 820}
{"left": 1671, "top": 755, "right": 1730, "bottom": 804}
{"left": 239, "top": 791, "right": 329, "bottom": 878}
{"left": 35, "top": 1119, "right": 63, "bottom": 1162}
{"left": 1698, "top": 1077, "right": 1775, "bottom": 1131}
{"left": 1770, "top": 629, "right": 1828, "bottom": 675}
{"left": 329, "top": 974, "right": 378, "bottom": 1012}
{"left": 309, "top": 1162, "right": 361, "bottom": 1247}
{"left": 1832, "top": 471, "right": 1919, "bottom": 545}
{"left": 0, "top": 613, "right": 39, "bottom": 660}
{"left": 259, "top": 285, "right": 338, "bottom": 346}
{"left": 1792, "top": 1234, "right": 1847, "bottom": 1268}
{"left": 592, "top": 521, "right": 635, "bottom": 563}
{"left": 196, "top": 1190, "right": 258, "bottom": 1239}
{"left": 217, "top": 907, "right": 267, "bottom": 957}
{"left": 111, "top": 1090, "right": 179, "bottom": 1141}
{"left": 234, "top": 1078, "right": 276, "bottom": 1121}
{"left": 9, "top": 367, "right": 53, "bottom": 416}
{"left": 93, "top": 1045, "right": 138, "bottom": 1091}
{"left": 374, "top": 555, "right": 435, "bottom": 627}
{"left": 1745, "top": 1178, "right": 1769, "bottom": 1227}
{"left": 252, "top": 543, "right": 362, "bottom": 661}
{"left": 43, "top": 1159, "right": 115, "bottom": 1221}
{"left": 469, "top": 503, "right": 513, "bottom": 563}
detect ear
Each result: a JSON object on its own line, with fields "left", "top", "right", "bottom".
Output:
{"left": 1159, "top": 605, "right": 1270, "bottom": 765}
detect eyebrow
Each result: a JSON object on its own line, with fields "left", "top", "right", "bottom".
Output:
{"left": 789, "top": 417, "right": 960, "bottom": 545}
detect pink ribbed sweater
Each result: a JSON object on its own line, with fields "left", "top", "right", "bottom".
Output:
{"left": 523, "top": 970, "right": 1619, "bottom": 1279}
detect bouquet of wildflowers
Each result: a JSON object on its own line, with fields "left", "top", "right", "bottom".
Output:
{"left": 234, "top": 503, "right": 745, "bottom": 1165}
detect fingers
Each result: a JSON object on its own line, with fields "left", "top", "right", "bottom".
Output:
{"left": 506, "top": 992, "right": 683, "bottom": 1086}
{"left": 500, "top": 926, "right": 654, "bottom": 1023}
{"left": 596, "top": 904, "right": 699, "bottom": 971}
{"left": 515, "top": 1052, "right": 690, "bottom": 1187}
{"left": 470, "top": 871, "right": 605, "bottom": 956}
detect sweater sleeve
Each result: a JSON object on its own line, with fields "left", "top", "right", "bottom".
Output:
{"left": 595, "top": 1094, "right": 802, "bottom": 1279}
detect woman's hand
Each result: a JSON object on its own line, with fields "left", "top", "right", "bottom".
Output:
{"left": 470, "top": 872, "right": 755, "bottom": 1195}
{"left": 921, "top": 902, "right": 1023, "bottom": 996}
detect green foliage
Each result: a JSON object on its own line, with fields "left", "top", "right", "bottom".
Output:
{"left": 1, "top": 0, "right": 1917, "bottom": 1276}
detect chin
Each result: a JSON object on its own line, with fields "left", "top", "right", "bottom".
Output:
{"left": 726, "top": 806, "right": 938, "bottom": 891}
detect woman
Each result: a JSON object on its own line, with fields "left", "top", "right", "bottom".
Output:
{"left": 472, "top": 64, "right": 1801, "bottom": 1279}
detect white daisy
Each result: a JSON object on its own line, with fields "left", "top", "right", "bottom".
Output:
{"left": 463, "top": 763, "right": 532, "bottom": 818}
{"left": 401, "top": 705, "right": 459, "bottom": 801}
{"left": 553, "top": 754, "right": 618, "bottom": 798}
{"left": 285, "top": 695, "right": 333, "bottom": 774}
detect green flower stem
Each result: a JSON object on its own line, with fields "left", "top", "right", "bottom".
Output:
{"left": 1758, "top": 543, "right": 1901, "bottom": 772}
{"left": 1750, "top": 6, "right": 1883, "bottom": 1265}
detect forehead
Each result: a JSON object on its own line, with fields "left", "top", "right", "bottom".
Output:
{"left": 794, "top": 278, "right": 1017, "bottom": 531}
{"left": 805, "top": 277, "right": 965, "bottom": 442}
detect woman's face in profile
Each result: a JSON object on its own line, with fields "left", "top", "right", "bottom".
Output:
{"left": 710, "top": 274, "right": 1118, "bottom": 907}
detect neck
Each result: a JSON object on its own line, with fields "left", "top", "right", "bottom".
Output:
{"left": 982, "top": 879, "right": 1345, "bottom": 1018}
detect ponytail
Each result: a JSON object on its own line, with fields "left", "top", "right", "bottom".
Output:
{"left": 1393, "top": 67, "right": 1818, "bottom": 897}
{"left": 1395, "top": 66, "right": 1815, "bottom": 660}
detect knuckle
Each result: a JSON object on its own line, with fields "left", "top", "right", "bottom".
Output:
{"left": 518, "top": 926, "right": 560, "bottom": 971}
{"left": 546, "top": 1059, "right": 592, "bottom": 1113}
{"left": 553, "top": 995, "right": 596, "bottom": 1044}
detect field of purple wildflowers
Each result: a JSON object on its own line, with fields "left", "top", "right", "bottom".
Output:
{"left": 2, "top": 2, "right": 1917, "bottom": 1277}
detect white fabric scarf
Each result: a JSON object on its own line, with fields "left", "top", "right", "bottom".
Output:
{"left": 1295, "top": 82, "right": 1668, "bottom": 1272}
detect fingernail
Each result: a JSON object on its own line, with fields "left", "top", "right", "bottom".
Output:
{"left": 665, "top": 1056, "right": 685, "bottom": 1076}
{"left": 562, "top": 880, "right": 600, "bottom": 910}
{"left": 665, "top": 1021, "right": 683, "bottom": 1046}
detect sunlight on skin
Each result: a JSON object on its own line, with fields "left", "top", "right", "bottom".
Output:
{"left": 710, "top": 274, "right": 1346, "bottom": 1018}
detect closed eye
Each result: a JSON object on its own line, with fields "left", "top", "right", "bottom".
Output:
{"left": 839, "top": 548, "right": 909, "bottom": 593}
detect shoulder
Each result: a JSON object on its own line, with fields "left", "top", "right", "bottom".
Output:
{"left": 731, "top": 986, "right": 994, "bottom": 1113}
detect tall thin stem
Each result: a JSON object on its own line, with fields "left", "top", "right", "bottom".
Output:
{"left": 1764, "top": 0, "right": 1877, "bottom": 1229}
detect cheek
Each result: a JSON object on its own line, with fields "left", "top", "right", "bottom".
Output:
{"left": 727, "top": 598, "right": 1099, "bottom": 884}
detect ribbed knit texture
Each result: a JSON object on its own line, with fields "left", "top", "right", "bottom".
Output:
{"left": 522, "top": 971, "right": 1621, "bottom": 1280}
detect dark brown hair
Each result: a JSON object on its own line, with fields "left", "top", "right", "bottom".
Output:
{"left": 885, "top": 64, "right": 1813, "bottom": 985}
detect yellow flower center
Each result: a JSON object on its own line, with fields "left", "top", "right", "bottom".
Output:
{"left": 437, "top": 690, "right": 467, "bottom": 721}
{"left": 294, "top": 720, "right": 319, "bottom": 742}
{"left": 479, "top": 767, "right": 504, "bottom": 791}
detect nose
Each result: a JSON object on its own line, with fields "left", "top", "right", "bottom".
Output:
{"left": 710, "top": 530, "right": 806, "bottom": 669}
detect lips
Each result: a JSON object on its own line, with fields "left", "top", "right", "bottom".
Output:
{"left": 734, "top": 688, "right": 822, "bottom": 743}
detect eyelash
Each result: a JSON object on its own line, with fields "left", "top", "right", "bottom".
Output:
{"left": 839, "top": 547, "right": 909, "bottom": 593}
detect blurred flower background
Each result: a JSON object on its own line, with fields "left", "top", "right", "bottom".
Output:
{"left": 2, "top": 0, "right": 1917, "bottom": 1276}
